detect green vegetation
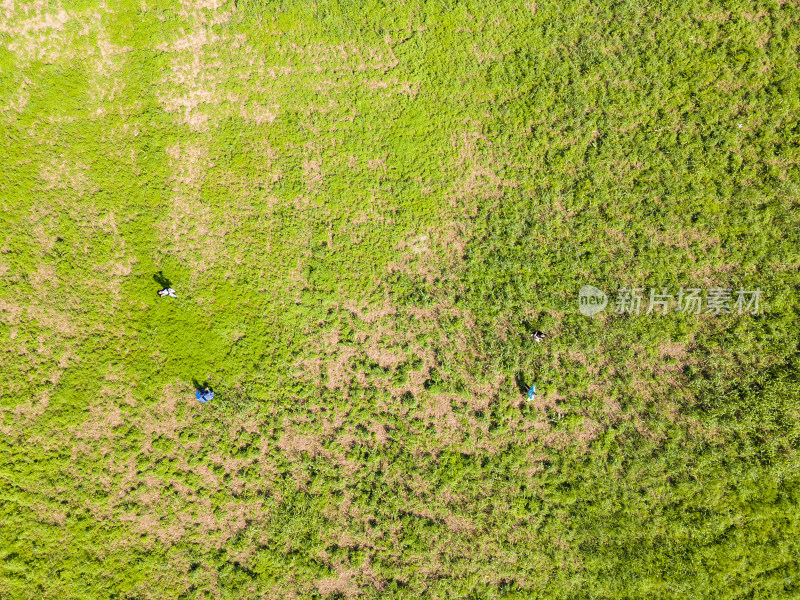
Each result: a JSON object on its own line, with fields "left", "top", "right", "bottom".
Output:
{"left": 1, "top": 0, "right": 799, "bottom": 598}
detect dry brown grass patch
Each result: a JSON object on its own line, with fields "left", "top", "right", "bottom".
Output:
{"left": 278, "top": 431, "right": 324, "bottom": 459}
{"left": 1, "top": 4, "right": 75, "bottom": 66}
{"left": 11, "top": 390, "right": 50, "bottom": 423}
{"left": 303, "top": 158, "right": 323, "bottom": 191}
{"left": 316, "top": 567, "right": 359, "bottom": 599}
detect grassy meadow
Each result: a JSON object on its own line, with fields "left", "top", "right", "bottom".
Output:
{"left": 1, "top": 0, "right": 799, "bottom": 598}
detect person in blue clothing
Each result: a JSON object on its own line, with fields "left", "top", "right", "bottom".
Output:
{"left": 195, "top": 386, "right": 215, "bottom": 402}
{"left": 526, "top": 385, "right": 536, "bottom": 401}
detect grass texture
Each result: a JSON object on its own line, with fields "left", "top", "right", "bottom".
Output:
{"left": 0, "top": 0, "right": 799, "bottom": 598}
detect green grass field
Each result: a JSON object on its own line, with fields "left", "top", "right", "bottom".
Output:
{"left": 1, "top": 0, "right": 799, "bottom": 598}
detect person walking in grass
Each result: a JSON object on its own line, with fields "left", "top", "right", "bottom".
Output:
{"left": 195, "top": 386, "right": 215, "bottom": 403}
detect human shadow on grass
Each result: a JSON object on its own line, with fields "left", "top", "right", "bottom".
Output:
{"left": 153, "top": 271, "right": 172, "bottom": 289}
{"left": 191, "top": 378, "right": 210, "bottom": 391}
{"left": 514, "top": 371, "right": 530, "bottom": 395}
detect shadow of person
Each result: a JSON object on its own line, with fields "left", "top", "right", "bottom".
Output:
{"left": 514, "top": 371, "right": 529, "bottom": 395}
{"left": 153, "top": 271, "right": 172, "bottom": 289}
{"left": 191, "top": 378, "right": 210, "bottom": 391}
